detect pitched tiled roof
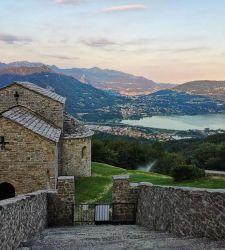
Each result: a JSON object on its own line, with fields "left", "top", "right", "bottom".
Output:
{"left": 14, "top": 81, "right": 66, "bottom": 104}
{"left": 63, "top": 113, "right": 94, "bottom": 139}
{"left": 2, "top": 106, "right": 61, "bottom": 142}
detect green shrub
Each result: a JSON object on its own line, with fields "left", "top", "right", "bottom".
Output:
{"left": 171, "top": 164, "right": 205, "bottom": 182}
{"left": 152, "top": 152, "right": 185, "bottom": 175}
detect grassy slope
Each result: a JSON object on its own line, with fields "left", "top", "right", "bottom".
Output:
{"left": 75, "top": 162, "right": 225, "bottom": 204}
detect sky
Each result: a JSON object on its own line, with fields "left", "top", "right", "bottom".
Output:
{"left": 0, "top": 0, "right": 225, "bottom": 83}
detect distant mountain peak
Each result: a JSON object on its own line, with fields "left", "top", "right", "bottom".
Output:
{"left": 10, "top": 61, "right": 44, "bottom": 68}
{"left": 0, "top": 60, "right": 45, "bottom": 69}
{"left": 0, "top": 65, "right": 52, "bottom": 75}
{"left": 90, "top": 66, "right": 102, "bottom": 70}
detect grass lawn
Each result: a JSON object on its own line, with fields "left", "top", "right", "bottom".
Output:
{"left": 75, "top": 162, "right": 225, "bottom": 204}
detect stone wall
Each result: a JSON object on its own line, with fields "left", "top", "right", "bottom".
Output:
{"left": 0, "top": 191, "right": 48, "bottom": 249}
{"left": 61, "top": 137, "right": 91, "bottom": 177}
{"left": 137, "top": 185, "right": 225, "bottom": 239}
{"left": 0, "top": 117, "right": 58, "bottom": 194}
{"left": 205, "top": 170, "right": 225, "bottom": 177}
{"left": 0, "top": 185, "right": 75, "bottom": 249}
{"left": 48, "top": 176, "right": 75, "bottom": 227}
{"left": 112, "top": 175, "right": 139, "bottom": 204}
{"left": 112, "top": 175, "right": 139, "bottom": 223}
{"left": 0, "top": 84, "right": 64, "bottom": 128}
{"left": 112, "top": 175, "right": 225, "bottom": 239}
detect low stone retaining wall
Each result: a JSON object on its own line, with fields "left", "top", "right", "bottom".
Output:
{"left": 0, "top": 191, "right": 48, "bottom": 249}
{"left": 112, "top": 175, "right": 225, "bottom": 239}
{"left": 48, "top": 176, "right": 75, "bottom": 227}
{"left": 0, "top": 176, "right": 75, "bottom": 249}
{"left": 205, "top": 170, "right": 225, "bottom": 177}
{"left": 137, "top": 185, "right": 225, "bottom": 239}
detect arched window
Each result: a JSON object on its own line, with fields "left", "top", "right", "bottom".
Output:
{"left": 0, "top": 182, "right": 15, "bottom": 200}
{"left": 82, "top": 146, "right": 87, "bottom": 159}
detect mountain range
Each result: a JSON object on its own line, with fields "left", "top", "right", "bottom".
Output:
{"left": 0, "top": 61, "right": 175, "bottom": 96}
{"left": 50, "top": 65, "right": 176, "bottom": 96}
{"left": 0, "top": 61, "right": 225, "bottom": 122}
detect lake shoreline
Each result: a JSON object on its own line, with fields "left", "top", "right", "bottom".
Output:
{"left": 121, "top": 114, "right": 225, "bottom": 131}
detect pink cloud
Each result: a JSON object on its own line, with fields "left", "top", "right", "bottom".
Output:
{"left": 102, "top": 4, "right": 147, "bottom": 13}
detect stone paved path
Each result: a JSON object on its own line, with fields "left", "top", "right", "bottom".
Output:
{"left": 18, "top": 225, "right": 225, "bottom": 250}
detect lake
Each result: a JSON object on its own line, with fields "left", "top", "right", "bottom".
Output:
{"left": 121, "top": 114, "right": 225, "bottom": 131}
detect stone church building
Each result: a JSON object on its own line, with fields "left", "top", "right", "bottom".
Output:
{"left": 0, "top": 81, "right": 93, "bottom": 197}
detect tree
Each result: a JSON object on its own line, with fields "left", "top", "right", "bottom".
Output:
{"left": 194, "top": 143, "right": 220, "bottom": 170}
{"left": 152, "top": 152, "right": 185, "bottom": 175}
{"left": 150, "top": 141, "right": 165, "bottom": 158}
{"left": 171, "top": 164, "right": 205, "bottom": 182}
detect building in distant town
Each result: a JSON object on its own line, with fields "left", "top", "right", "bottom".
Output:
{"left": 0, "top": 81, "right": 93, "bottom": 198}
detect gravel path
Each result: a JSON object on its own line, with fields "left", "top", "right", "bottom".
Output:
{"left": 18, "top": 225, "right": 225, "bottom": 250}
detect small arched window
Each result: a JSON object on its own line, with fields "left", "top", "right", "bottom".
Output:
{"left": 82, "top": 146, "right": 87, "bottom": 159}
{"left": 0, "top": 182, "right": 15, "bottom": 200}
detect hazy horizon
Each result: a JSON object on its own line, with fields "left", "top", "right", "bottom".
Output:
{"left": 1, "top": 0, "right": 225, "bottom": 83}
{"left": 2, "top": 59, "right": 225, "bottom": 85}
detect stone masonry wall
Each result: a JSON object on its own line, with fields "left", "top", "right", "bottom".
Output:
{"left": 48, "top": 176, "right": 75, "bottom": 227}
{"left": 205, "top": 170, "right": 225, "bottom": 177}
{"left": 0, "top": 117, "right": 58, "bottom": 194}
{"left": 137, "top": 185, "right": 225, "bottom": 239}
{"left": 0, "top": 191, "right": 48, "bottom": 249}
{"left": 61, "top": 137, "right": 91, "bottom": 177}
{"left": 0, "top": 187, "right": 75, "bottom": 249}
{"left": 0, "top": 84, "right": 64, "bottom": 128}
{"left": 112, "top": 175, "right": 139, "bottom": 204}
{"left": 112, "top": 175, "right": 225, "bottom": 239}
{"left": 112, "top": 175, "right": 140, "bottom": 223}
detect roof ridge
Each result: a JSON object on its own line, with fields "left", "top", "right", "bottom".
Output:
{"left": 6, "top": 81, "right": 67, "bottom": 104}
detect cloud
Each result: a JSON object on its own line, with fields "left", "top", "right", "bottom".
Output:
{"left": 80, "top": 37, "right": 156, "bottom": 52}
{"left": 124, "top": 38, "right": 156, "bottom": 46}
{"left": 0, "top": 33, "right": 32, "bottom": 44}
{"left": 153, "top": 47, "right": 209, "bottom": 53}
{"left": 42, "top": 54, "right": 79, "bottom": 60}
{"left": 102, "top": 4, "right": 147, "bottom": 13}
{"left": 55, "top": 0, "right": 85, "bottom": 4}
{"left": 174, "top": 47, "right": 208, "bottom": 53}
{"left": 80, "top": 38, "right": 116, "bottom": 47}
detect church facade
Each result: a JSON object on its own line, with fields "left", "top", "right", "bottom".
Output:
{"left": 0, "top": 81, "right": 93, "bottom": 196}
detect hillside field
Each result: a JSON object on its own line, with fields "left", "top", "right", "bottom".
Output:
{"left": 75, "top": 162, "right": 225, "bottom": 204}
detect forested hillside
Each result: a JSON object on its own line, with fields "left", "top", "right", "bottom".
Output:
{"left": 0, "top": 72, "right": 126, "bottom": 121}
{"left": 92, "top": 133, "right": 225, "bottom": 174}
{"left": 133, "top": 89, "right": 225, "bottom": 116}
{"left": 174, "top": 80, "right": 225, "bottom": 101}
{"left": 0, "top": 72, "right": 225, "bottom": 122}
